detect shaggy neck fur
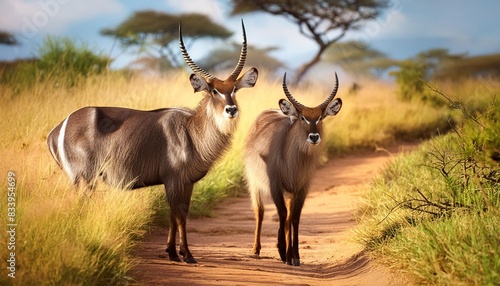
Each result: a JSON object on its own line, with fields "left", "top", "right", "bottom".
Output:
{"left": 188, "top": 95, "right": 238, "bottom": 167}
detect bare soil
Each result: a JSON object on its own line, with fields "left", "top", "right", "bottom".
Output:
{"left": 130, "top": 145, "right": 417, "bottom": 285}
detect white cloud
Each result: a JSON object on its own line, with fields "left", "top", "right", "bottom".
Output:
{"left": 375, "top": 10, "right": 409, "bottom": 38}
{"left": 357, "top": 0, "right": 498, "bottom": 42}
{"left": 345, "top": 9, "right": 412, "bottom": 44}
{"left": 0, "top": 0, "right": 124, "bottom": 37}
{"left": 164, "top": 0, "right": 224, "bottom": 21}
{"left": 243, "top": 15, "right": 317, "bottom": 66}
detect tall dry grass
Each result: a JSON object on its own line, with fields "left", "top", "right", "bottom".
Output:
{"left": 0, "top": 71, "right": 450, "bottom": 285}
{"left": 323, "top": 80, "right": 452, "bottom": 154}
{"left": 356, "top": 77, "right": 500, "bottom": 285}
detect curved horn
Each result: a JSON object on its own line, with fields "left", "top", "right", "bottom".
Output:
{"left": 282, "top": 73, "right": 305, "bottom": 111}
{"left": 227, "top": 19, "right": 247, "bottom": 82}
{"left": 179, "top": 23, "right": 217, "bottom": 81}
{"left": 317, "top": 72, "right": 339, "bottom": 110}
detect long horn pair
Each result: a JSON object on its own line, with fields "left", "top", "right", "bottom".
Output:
{"left": 179, "top": 24, "right": 216, "bottom": 81}
{"left": 318, "top": 72, "right": 339, "bottom": 110}
{"left": 282, "top": 73, "right": 305, "bottom": 111}
{"left": 227, "top": 19, "right": 247, "bottom": 82}
{"left": 179, "top": 20, "right": 248, "bottom": 82}
{"left": 282, "top": 72, "right": 339, "bottom": 111}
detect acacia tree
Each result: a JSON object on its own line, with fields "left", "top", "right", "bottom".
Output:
{"left": 0, "top": 31, "right": 17, "bottom": 45}
{"left": 101, "top": 11, "right": 232, "bottom": 69}
{"left": 200, "top": 44, "right": 284, "bottom": 74}
{"left": 323, "top": 40, "right": 395, "bottom": 78}
{"left": 230, "top": 0, "right": 389, "bottom": 83}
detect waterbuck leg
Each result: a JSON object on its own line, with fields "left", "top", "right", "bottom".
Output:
{"left": 177, "top": 209, "right": 196, "bottom": 263}
{"left": 165, "top": 209, "right": 181, "bottom": 262}
{"left": 252, "top": 199, "right": 264, "bottom": 256}
{"left": 291, "top": 191, "right": 306, "bottom": 266}
{"left": 271, "top": 188, "right": 287, "bottom": 263}
{"left": 291, "top": 219, "right": 301, "bottom": 266}
{"left": 277, "top": 215, "right": 287, "bottom": 263}
{"left": 164, "top": 183, "right": 182, "bottom": 262}
{"left": 176, "top": 184, "right": 196, "bottom": 264}
{"left": 285, "top": 196, "right": 293, "bottom": 265}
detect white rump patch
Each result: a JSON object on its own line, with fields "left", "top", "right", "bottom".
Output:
{"left": 58, "top": 115, "right": 76, "bottom": 182}
{"left": 47, "top": 125, "right": 61, "bottom": 166}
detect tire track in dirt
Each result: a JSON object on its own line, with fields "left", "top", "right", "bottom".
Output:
{"left": 129, "top": 145, "right": 416, "bottom": 285}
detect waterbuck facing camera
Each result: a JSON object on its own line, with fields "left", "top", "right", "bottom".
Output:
{"left": 244, "top": 73, "right": 342, "bottom": 266}
{"left": 46, "top": 20, "right": 258, "bottom": 264}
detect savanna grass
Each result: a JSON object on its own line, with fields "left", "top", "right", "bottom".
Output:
{"left": 1, "top": 70, "right": 452, "bottom": 285}
{"left": 0, "top": 73, "right": 200, "bottom": 285}
{"left": 356, "top": 78, "right": 500, "bottom": 285}
{"left": 322, "top": 80, "right": 452, "bottom": 155}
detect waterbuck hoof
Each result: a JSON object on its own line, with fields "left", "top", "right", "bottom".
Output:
{"left": 184, "top": 257, "right": 197, "bottom": 264}
{"left": 279, "top": 252, "right": 286, "bottom": 263}
{"left": 169, "top": 256, "right": 182, "bottom": 262}
{"left": 285, "top": 259, "right": 300, "bottom": 266}
{"left": 165, "top": 248, "right": 182, "bottom": 262}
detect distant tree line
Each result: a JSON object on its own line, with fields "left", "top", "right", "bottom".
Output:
{"left": 0, "top": 31, "right": 17, "bottom": 46}
{"left": 1, "top": 0, "right": 499, "bottom": 88}
{"left": 100, "top": 10, "right": 284, "bottom": 74}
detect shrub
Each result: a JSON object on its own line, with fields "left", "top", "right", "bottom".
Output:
{"left": 357, "top": 84, "right": 500, "bottom": 285}
{"left": 36, "top": 36, "right": 109, "bottom": 83}
{"left": 392, "top": 59, "right": 426, "bottom": 101}
{"left": 0, "top": 36, "right": 110, "bottom": 92}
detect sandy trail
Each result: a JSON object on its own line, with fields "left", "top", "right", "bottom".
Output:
{"left": 130, "top": 145, "right": 416, "bottom": 285}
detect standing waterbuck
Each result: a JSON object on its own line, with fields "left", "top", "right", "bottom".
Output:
{"left": 46, "top": 21, "right": 258, "bottom": 263}
{"left": 244, "top": 73, "right": 342, "bottom": 266}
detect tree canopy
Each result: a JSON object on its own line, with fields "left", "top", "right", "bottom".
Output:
{"left": 323, "top": 40, "right": 395, "bottom": 77}
{"left": 200, "top": 44, "right": 284, "bottom": 74}
{"left": 0, "top": 31, "right": 18, "bottom": 46}
{"left": 230, "top": 0, "right": 389, "bottom": 83}
{"left": 391, "top": 49, "right": 471, "bottom": 101}
{"left": 435, "top": 53, "right": 500, "bottom": 80}
{"left": 101, "top": 11, "right": 232, "bottom": 69}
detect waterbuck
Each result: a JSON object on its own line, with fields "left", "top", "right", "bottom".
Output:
{"left": 244, "top": 73, "right": 342, "bottom": 266}
{"left": 46, "top": 21, "right": 258, "bottom": 263}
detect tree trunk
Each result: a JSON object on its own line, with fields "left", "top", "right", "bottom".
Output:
{"left": 294, "top": 46, "right": 326, "bottom": 85}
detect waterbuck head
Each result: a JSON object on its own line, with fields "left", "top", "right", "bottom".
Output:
{"left": 179, "top": 20, "right": 258, "bottom": 122}
{"left": 279, "top": 73, "right": 342, "bottom": 144}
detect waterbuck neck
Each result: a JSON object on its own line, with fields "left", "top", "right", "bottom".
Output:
{"left": 188, "top": 96, "right": 236, "bottom": 165}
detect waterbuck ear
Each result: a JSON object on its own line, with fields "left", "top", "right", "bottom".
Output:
{"left": 279, "top": 99, "right": 299, "bottom": 119}
{"left": 235, "top": 68, "right": 258, "bottom": 90}
{"left": 189, "top": 74, "right": 209, "bottom": 93}
{"left": 323, "top": 98, "right": 342, "bottom": 117}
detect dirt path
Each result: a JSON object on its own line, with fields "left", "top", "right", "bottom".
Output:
{"left": 130, "top": 145, "right": 416, "bottom": 285}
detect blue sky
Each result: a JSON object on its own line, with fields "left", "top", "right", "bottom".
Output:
{"left": 1, "top": 0, "right": 499, "bottom": 71}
